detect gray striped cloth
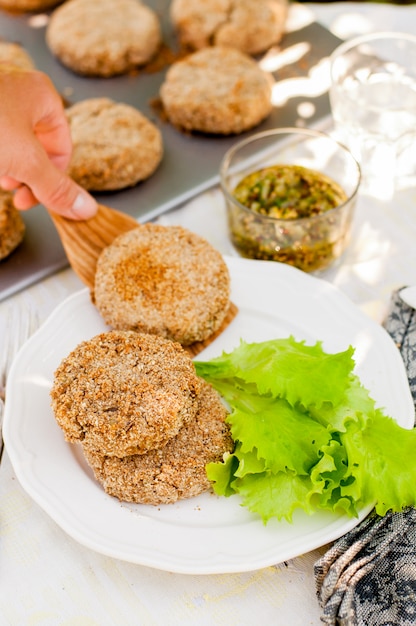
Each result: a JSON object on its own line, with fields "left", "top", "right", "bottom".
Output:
{"left": 314, "top": 288, "right": 416, "bottom": 626}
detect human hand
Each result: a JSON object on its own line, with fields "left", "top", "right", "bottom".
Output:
{"left": 0, "top": 68, "right": 97, "bottom": 220}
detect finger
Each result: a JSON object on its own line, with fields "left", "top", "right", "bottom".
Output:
{"left": 29, "top": 159, "right": 97, "bottom": 220}
{"left": 35, "top": 112, "right": 73, "bottom": 173}
{"left": 12, "top": 185, "right": 39, "bottom": 210}
{"left": 12, "top": 137, "right": 97, "bottom": 219}
{"left": 0, "top": 175, "right": 20, "bottom": 191}
{"left": 0, "top": 70, "right": 97, "bottom": 220}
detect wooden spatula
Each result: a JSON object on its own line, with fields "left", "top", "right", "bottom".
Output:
{"left": 49, "top": 204, "right": 138, "bottom": 289}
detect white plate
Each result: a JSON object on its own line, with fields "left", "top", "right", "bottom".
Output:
{"left": 4, "top": 257, "right": 413, "bottom": 574}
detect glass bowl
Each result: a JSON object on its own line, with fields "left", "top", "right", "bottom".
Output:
{"left": 220, "top": 127, "right": 361, "bottom": 272}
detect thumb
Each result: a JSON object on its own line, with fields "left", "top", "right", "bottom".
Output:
{"left": 17, "top": 150, "right": 98, "bottom": 220}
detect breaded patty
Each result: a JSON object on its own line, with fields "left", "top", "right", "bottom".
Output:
{"left": 159, "top": 46, "right": 273, "bottom": 135}
{"left": 0, "top": 190, "right": 25, "bottom": 261}
{"left": 0, "top": 41, "right": 35, "bottom": 69}
{"left": 94, "top": 224, "right": 231, "bottom": 346}
{"left": 83, "top": 379, "right": 234, "bottom": 504}
{"left": 46, "top": 0, "right": 162, "bottom": 77}
{"left": 50, "top": 331, "right": 201, "bottom": 457}
{"left": 65, "top": 98, "right": 163, "bottom": 191}
{"left": 170, "top": 0, "right": 288, "bottom": 56}
{"left": 0, "top": 0, "right": 62, "bottom": 11}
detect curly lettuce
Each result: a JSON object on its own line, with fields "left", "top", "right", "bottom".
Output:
{"left": 195, "top": 336, "right": 416, "bottom": 524}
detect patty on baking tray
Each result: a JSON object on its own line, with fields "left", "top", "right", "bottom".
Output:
{"left": 50, "top": 331, "right": 201, "bottom": 458}
{"left": 159, "top": 46, "right": 273, "bottom": 135}
{"left": 93, "top": 223, "right": 231, "bottom": 346}
{"left": 0, "top": 0, "right": 62, "bottom": 11}
{"left": 65, "top": 98, "right": 163, "bottom": 191}
{"left": 170, "top": 0, "right": 288, "bottom": 56}
{"left": 0, "top": 41, "right": 35, "bottom": 69}
{"left": 46, "top": 0, "right": 161, "bottom": 77}
{"left": 0, "top": 190, "right": 25, "bottom": 261}
{"left": 83, "top": 379, "right": 233, "bottom": 505}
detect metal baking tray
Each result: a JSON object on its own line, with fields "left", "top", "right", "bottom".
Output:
{"left": 0, "top": 1, "right": 341, "bottom": 301}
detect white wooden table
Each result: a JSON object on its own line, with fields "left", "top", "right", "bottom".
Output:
{"left": 1, "top": 3, "right": 416, "bottom": 625}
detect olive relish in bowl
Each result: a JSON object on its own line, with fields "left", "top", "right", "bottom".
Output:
{"left": 233, "top": 164, "right": 347, "bottom": 219}
{"left": 220, "top": 128, "right": 361, "bottom": 273}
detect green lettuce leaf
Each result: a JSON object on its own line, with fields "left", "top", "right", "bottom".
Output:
{"left": 227, "top": 394, "right": 330, "bottom": 474}
{"left": 206, "top": 452, "right": 239, "bottom": 497}
{"left": 340, "top": 412, "right": 416, "bottom": 516}
{"left": 197, "top": 336, "right": 416, "bottom": 524}
{"left": 195, "top": 336, "right": 355, "bottom": 408}
{"left": 235, "top": 471, "right": 316, "bottom": 523}
{"left": 308, "top": 373, "right": 378, "bottom": 432}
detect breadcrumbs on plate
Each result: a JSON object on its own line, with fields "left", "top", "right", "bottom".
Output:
{"left": 50, "top": 331, "right": 201, "bottom": 457}
{"left": 83, "top": 379, "right": 234, "bottom": 505}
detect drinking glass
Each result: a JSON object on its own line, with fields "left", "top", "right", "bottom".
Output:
{"left": 329, "top": 32, "right": 416, "bottom": 195}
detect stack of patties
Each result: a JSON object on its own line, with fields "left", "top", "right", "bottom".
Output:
{"left": 50, "top": 330, "right": 234, "bottom": 504}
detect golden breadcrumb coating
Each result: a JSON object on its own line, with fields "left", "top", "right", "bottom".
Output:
{"left": 46, "top": 0, "right": 162, "bottom": 77}
{"left": 50, "top": 331, "right": 201, "bottom": 457}
{"left": 159, "top": 46, "right": 273, "bottom": 134}
{"left": 83, "top": 379, "right": 234, "bottom": 504}
{"left": 94, "top": 223, "right": 231, "bottom": 346}
{"left": 66, "top": 98, "right": 163, "bottom": 191}
{"left": 170, "top": 0, "right": 288, "bottom": 56}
